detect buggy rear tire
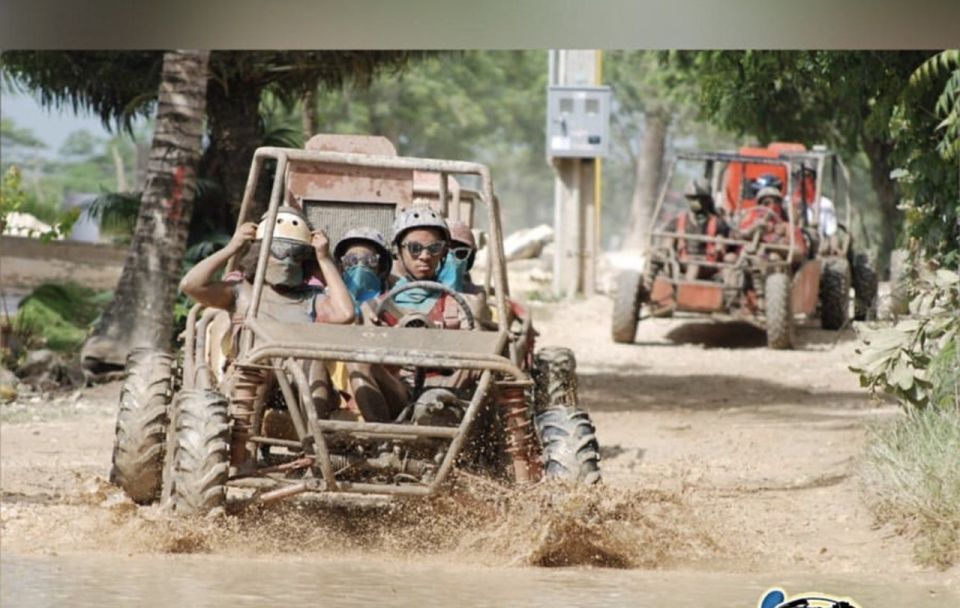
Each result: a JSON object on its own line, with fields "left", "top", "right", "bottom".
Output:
{"left": 533, "top": 347, "right": 601, "bottom": 485}
{"left": 110, "top": 348, "right": 174, "bottom": 504}
{"left": 764, "top": 272, "right": 793, "bottom": 350}
{"left": 611, "top": 270, "right": 645, "bottom": 344}
{"left": 170, "top": 389, "right": 230, "bottom": 516}
{"left": 851, "top": 252, "right": 878, "bottom": 321}
{"left": 820, "top": 258, "right": 850, "bottom": 330}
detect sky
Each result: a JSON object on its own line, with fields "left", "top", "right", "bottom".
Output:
{"left": 1, "top": 89, "right": 120, "bottom": 157}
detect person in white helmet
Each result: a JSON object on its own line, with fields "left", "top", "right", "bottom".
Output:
{"left": 180, "top": 207, "right": 356, "bottom": 444}
{"left": 180, "top": 205, "right": 354, "bottom": 325}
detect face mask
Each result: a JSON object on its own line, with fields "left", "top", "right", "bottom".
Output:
{"left": 265, "top": 258, "right": 303, "bottom": 287}
{"left": 437, "top": 251, "right": 469, "bottom": 292}
{"left": 343, "top": 265, "right": 383, "bottom": 313}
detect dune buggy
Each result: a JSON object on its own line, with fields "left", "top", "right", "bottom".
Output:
{"left": 611, "top": 143, "right": 877, "bottom": 349}
{"left": 110, "top": 134, "right": 601, "bottom": 514}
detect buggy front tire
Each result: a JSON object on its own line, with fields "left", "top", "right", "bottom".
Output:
{"left": 170, "top": 389, "right": 230, "bottom": 516}
{"left": 611, "top": 270, "right": 645, "bottom": 344}
{"left": 764, "top": 272, "right": 794, "bottom": 350}
{"left": 110, "top": 348, "right": 174, "bottom": 504}
{"left": 533, "top": 347, "right": 601, "bottom": 485}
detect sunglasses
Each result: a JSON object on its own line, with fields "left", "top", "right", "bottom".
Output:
{"left": 340, "top": 252, "right": 380, "bottom": 270}
{"left": 400, "top": 240, "right": 445, "bottom": 257}
{"left": 450, "top": 246, "right": 472, "bottom": 261}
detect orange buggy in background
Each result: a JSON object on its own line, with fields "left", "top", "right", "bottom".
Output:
{"left": 611, "top": 145, "right": 877, "bottom": 349}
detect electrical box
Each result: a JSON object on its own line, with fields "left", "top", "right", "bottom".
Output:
{"left": 546, "top": 85, "right": 611, "bottom": 158}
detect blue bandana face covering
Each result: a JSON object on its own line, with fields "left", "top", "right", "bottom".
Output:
{"left": 343, "top": 265, "right": 382, "bottom": 314}
{"left": 437, "top": 252, "right": 469, "bottom": 292}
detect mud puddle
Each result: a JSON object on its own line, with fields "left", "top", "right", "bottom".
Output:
{"left": 1, "top": 473, "right": 715, "bottom": 569}
{"left": 3, "top": 551, "right": 954, "bottom": 607}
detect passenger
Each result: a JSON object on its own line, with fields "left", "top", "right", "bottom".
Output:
{"left": 332, "top": 227, "right": 393, "bottom": 317}
{"left": 664, "top": 179, "right": 730, "bottom": 280}
{"left": 179, "top": 207, "right": 355, "bottom": 463}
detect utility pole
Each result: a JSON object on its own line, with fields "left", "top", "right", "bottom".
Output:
{"left": 547, "top": 50, "right": 609, "bottom": 299}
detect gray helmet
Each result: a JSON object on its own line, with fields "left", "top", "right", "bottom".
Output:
{"left": 334, "top": 227, "right": 392, "bottom": 277}
{"left": 391, "top": 206, "right": 450, "bottom": 247}
{"left": 756, "top": 186, "right": 784, "bottom": 203}
{"left": 683, "top": 179, "right": 711, "bottom": 200}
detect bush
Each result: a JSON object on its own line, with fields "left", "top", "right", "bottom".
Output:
{"left": 862, "top": 406, "right": 960, "bottom": 568}
{"left": 12, "top": 282, "right": 112, "bottom": 354}
{"left": 851, "top": 268, "right": 958, "bottom": 410}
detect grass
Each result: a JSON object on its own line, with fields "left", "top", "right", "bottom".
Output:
{"left": 861, "top": 405, "right": 960, "bottom": 568}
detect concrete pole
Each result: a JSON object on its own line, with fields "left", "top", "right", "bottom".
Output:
{"left": 550, "top": 49, "right": 601, "bottom": 299}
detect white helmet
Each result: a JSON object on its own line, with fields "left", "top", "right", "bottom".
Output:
{"left": 255, "top": 206, "right": 312, "bottom": 245}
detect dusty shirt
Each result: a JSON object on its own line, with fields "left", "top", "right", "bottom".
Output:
{"left": 231, "top": 280, "right": 325, "bottom": 325}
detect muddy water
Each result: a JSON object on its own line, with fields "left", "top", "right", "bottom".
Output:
{"left": 3, "top": 552, "right": 954, "bottom": 607}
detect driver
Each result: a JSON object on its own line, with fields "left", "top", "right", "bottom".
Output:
{"left": 737, "top": 187, "right": 809, "bottom": 263}
{"left": 347, "top": 208, "right": 481, "bottom": 422}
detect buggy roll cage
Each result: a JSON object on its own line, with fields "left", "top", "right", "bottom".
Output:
{"left": 646, "top": 149, "right": 855, "bottom": 263}
{"left": 180, "top": 146, "right": 531, "bottom": 498}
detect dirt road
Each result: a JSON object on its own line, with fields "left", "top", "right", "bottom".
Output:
{"left": 2, "top": 294, "right": 957, "bottom": 606}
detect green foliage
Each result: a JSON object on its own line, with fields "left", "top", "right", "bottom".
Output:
{"left": 315, "top": 51, "right": 551, "bottom": 231}
{"left": 862, "top": 405, "right": 960, "bottom": 568}
{"left": 1, "top": 165, "right": 29, "bottom": 219}
{"left": 13, "top": 282, "right": 112, "bottom": 353}
{"left": 1, "top": 165, "right": 79, "bottom": 241}
{"left": 851, "top": 268, "right": 959, "bottom": 410}
{"left": 909, "top": 50, "right": 960, "bottom": 160}
{"left": 688, "top": 51, "right": 929, "bottom": 151}
{"left": 894, "top": 51, "right": 960, "bottom": 267}
{"left": 1, "top": 51, "right": 424, "bottom": 134}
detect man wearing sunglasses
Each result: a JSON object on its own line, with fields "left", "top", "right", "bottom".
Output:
{"left": 344, "top": 208, "right": 488, "bottom": 421}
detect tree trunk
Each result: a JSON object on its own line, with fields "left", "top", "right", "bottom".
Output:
{"left": 199, "top": 60, "right": 263, "bottom": 227}
{"left": 622, "top": 111, "right": 669, "bottom": 250}
{"left": 81, "top": 50, "right": 210, "bottom": 373}
{"left": 862, "top": 135, "right": 900, "bottom": 275}
{"left": 302, "top": 88, "right": 317, "bottom": 140}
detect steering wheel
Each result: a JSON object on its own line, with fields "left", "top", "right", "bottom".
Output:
{"left": 374, "top": 280, "right": 478, "bottom": 330}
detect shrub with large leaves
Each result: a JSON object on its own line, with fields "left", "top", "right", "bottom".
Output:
{"left": 851, "top": 268, "right": 959, "bottom": 410}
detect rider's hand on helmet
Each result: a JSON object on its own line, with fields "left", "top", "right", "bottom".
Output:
{"left": 312, "top": 230, "right": 331, "bottom": 261}
{"left": 227, "top": 222, "right": 258, "bottom": 252}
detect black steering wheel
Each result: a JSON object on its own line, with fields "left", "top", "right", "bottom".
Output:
{"left": 374, "top": 280, "right": 478, "bottom": 330}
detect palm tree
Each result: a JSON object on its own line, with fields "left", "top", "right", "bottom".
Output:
{"left": 80, "top": 50, "right": 209, "bottom": 371}
{"left": 2, "top": 50, "right": 429, "bottom": 370}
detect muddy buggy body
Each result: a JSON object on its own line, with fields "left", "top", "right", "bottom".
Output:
{"left": 611, "top": 144, "right": 877, "bottom": 349}
{"left": 110, "top": 135, "right": 601, "bottom": 513}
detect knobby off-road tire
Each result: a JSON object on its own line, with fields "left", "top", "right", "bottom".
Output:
{"left": 764, "top": 272, "right": 794, "bottom": 350}
{"left": 851, "top": 252, "right": 878, "bottom": 321}
{"left": 170, "top": 389, "right": 230, "bottom": 516}
{"left": 611, "top": 270, "right": 645, "bottom": 344}
{"left": 110, "top": 348, "right": 174, "bottom": 504}
{"left": 820, "top": 258, "right": 850, "bottom": 330}
{"left": 533, "top": 347, "right": 601, "bottom": 485}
